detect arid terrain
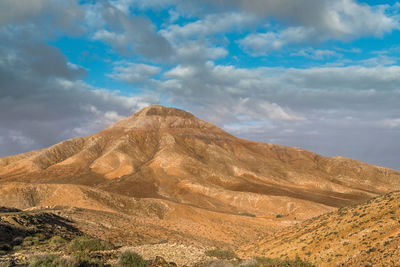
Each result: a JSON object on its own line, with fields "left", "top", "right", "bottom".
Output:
{"left": 1, "top": 105, "right": 400, "bottom": 266}
{"left": 239, "top": 190, "right": 400, "bottom": 266}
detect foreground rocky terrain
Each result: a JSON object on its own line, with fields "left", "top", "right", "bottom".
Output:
{"left": 239, "top": 190, "right": 400, "bottom": 266}
{"left": 0, "top": 207, "right": 313, "bottom": 266}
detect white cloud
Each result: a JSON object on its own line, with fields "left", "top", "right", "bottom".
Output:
{"left": 0, "top": 32, "right": 158, "bottom": 156}
{"left": 176, "top": 41, "right": 228, "bottom": 61}
{"left": 360, "top": 55, "right": 398, "bottom": 67}
{"left": 324, "top": 0, "right": 398, "bottom": 39}
{"left": 239, "top": 27, "right": 318, "bottom": 55}
{"left": 110, "top": 0, "right": 178, "bottom": 11}
{"left": 291, "top": 48, "right": 339, "bottom": 60}
{"left": 162, "top": 62, "right": 306, "bottom": 123}
{"left": 89, "top": 3, "right": 173, "bottom": 60}
{"left": 160, "top": 61, "right": 400, "bottom": 132}
{"left": 93, "top": 30, "right": 127, "bottom": 47}
{"left": 8, "top": 130, "right": 34, "bottom": 146}
{"left": 160, "top": 12, "right": 257, "bottom": 42}
{"left": 108, "top": 62, "right": 161, "bottom": 83}
{"left": 283, "top": 65, "right": 400, "bottom": 90}
{"left": 203, "top": 0, "right": 399, "bottom": 39}
{"left": 236, "top": 0, "right": 399, "bottom": 54}
{"left": 0, "top": 0, "right": 85, "bottom": 34}
{"left": 382, "top": 118, "right": 400, "bottom": 129}
{"left": 165, "top": 65, "right": 197, "bottom": 79}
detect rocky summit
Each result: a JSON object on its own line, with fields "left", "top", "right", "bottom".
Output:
{"left": 0, "top": 105, "right": 400, "bottom": 265}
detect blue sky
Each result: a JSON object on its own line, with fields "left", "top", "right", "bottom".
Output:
{"left": 0, "top": 0, "right": 400, "bottom": 170}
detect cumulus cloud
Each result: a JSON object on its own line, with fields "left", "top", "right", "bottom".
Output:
{"left": 233, "top": 0, "right": 399, "bottom": 54}
{"left": 108, "top": 62, "right": 161, "bottom": 84}
{"left": 239, "top": 27, "right": 318, "bottom": 55}
{"left": 163, "top": 62, "right": 400, "bottom": 116}
{"left": 160, "top": 12, "right": 257, "bottom": 42}
{"left": 0, "top": 29, "right": 157, "bottom": 156}
{"left": 91, "top": 2, "right": 173, "bottom": 60}
{"left": 0, "top": 0, "right": 85, "bottom": 35}
{"left": 291, "top": 48, "right": 339, "bottom": 60}
{"left": 203, "top": 0, "right": 399, "bottom": 37}
{"left": 282, "top": 65, "right": 400, "bottom": 91}
{"left": 162, "top": 62, "right": 306, "bottom": 123}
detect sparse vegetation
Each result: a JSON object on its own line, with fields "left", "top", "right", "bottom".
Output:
{"left": 68, "top": 236, "right": 114, "bottom": 252}
{"left": 251, "top": 256, "right": 314, "bottom": 267}
{"left": 240, "top": 212, "right": 256, "bottom": 217}
{"left": 119, "top": 251, "right": 147, "bottom": 267}
{"left": 0, "top": 261, "right": 13, "bottom": 267}
{"left": 28, "top": 253, "right": 104, "bottom": 267}
{"left": 28, "top": 254, "right": 59, "bottom": 267}
{"left": 50, "top": 235, "right": 67, "bottom": 244}
{"left": 205, "top": 248, "right": 237, "bottom": 260}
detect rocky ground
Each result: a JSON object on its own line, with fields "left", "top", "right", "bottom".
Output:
{"left": 0, "top": 206, "right": 315, "bottom": 266}
{"left": 0, "top": 207, "right": 242, "bottom": 266}
{"left": 239, "top": 190, "right": 400, "bottom": 266}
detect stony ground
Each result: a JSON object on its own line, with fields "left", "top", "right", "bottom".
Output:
{"left": 0, "top": 207, "right": 226, "bottom": 266}
{"left": 239, "top": 190, "right": 400, "bottom": 266}
{"left": 3, "top": 190, "right": 400, "bottom": 266}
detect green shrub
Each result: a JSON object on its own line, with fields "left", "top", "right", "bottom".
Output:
{"left": 69, "top": 236, "right": 113, "bottom": 252}
{"left": 28, "top": 253, "right": 104, "bottom": 267}
{"left": 205, "top": 248, "right": 237, "bottom": 260}
{"left": 253, "top": 256, "right": 314, "bottom": 267}
{"left": 13, "top": 245, "right": 22, "bottom": 251}
{"left": 28, "top": 254, "right": 59, "bottom": 267}
{"left": 61, "top": 253, "right": 104, "bottom": 267}
{"left": 240, "top": 212, "right": 256, "bottom": 217}
{"left": 0, "top": 261, "right": 13, "bottom": 267}
{"left": 52, "top": 256, "right": 81, "bottom": 267}
{"left": 50, "top": 236, "right": 67, "bottom": 244}
{"left": 27, "top": 226, "right": 39, "bottom": 234}
{"left": 34, "top": 233, "right": 47, "bottom": 241}
{"left": 276, "top": 214, "right": 283, "bottom": 218}
{"left": 77, "top": 257, "right": 104, "bottom": 267}
{"left": 119, "top": 251, "right": 146, "bottom": 267}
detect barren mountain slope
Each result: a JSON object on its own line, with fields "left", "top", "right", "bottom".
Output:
{"left": 239, "top": 190, "right": 400, "bottom": 266}
{"left": 0, "top": 105, "right": 400, "bottom": 245}
{"left": 0, "top": 182, "right": 274, "bottom": 247}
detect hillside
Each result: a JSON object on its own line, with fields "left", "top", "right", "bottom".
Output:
{"left": 239, "top": 190, "right": 400, "bottom": 266}
{"left": 1, "top": 105, "right": 400, "bottom": 247}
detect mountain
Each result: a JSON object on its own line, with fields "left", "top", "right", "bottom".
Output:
{"left": 238, "top": 190, "right": 400, "bottom": 266}
{"left": 0, "top": 105, "right": 399, "bottom": 246}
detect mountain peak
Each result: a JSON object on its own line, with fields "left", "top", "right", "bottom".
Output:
{"left": 135, "top": 105, "right": 195, "bottom": 119}
{"left": 106, "top": 104, "right": 217, "bottom": 132}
